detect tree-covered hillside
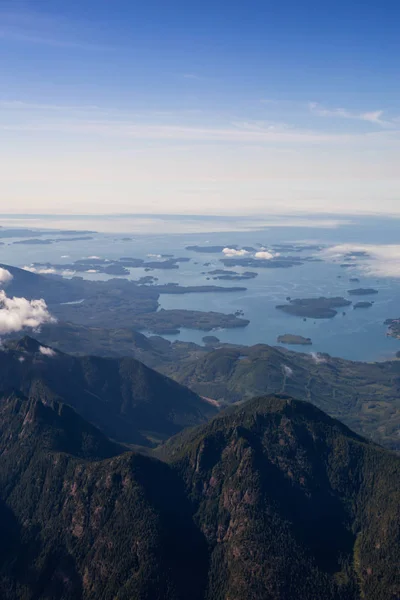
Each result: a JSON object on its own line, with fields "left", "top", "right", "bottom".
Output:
{"left": 0, "top": 390, "right": 397, "bottom": 599}
{"left": 0, "top": 336, "right": 217, "bottom": 446}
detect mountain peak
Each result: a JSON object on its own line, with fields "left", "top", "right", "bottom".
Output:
{"left": 9, "top": 336, "right": 43, "bottom": 353}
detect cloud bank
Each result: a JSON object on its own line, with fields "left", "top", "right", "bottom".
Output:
{"left": 23, "top": 265, "right": 56, "bottom": 275}
{"left": 0, "top": 290, "right": 56, "bottom": 335}
{"left": 323, "top": 243, "right": 400, "bottom": 278}
{"left": 0, "top": 268, "right": 13, "bottom": 285}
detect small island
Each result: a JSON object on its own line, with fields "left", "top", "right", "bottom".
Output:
{"left": 348, "top": 288, "right": 378, "bottom": 296}
{"left": 343, "top": 251, "right": 370, "bottom": 259}
{"left": 277, "top": 334, "right": 312, "bottom": 345}
{"left": 353, "top": 301, "right": 373, "bottom": 309}
{"left": 276, "top": 296, "right": 352, "bottom": 318}
{"left": 202, "top": 335, "right": 221, "bottom": 345}
{"left": 209, "top": 269, "right": 258, "bottom": 281}
{"left": 384, "top": 318, "right": 400, "bottom": 340}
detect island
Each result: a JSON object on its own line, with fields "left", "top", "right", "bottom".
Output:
{"left": 353, "top": 301, "right": 373, "bottom": 309}
{"left": 129, "top": 309, "right": 250, "bottom": 335}
{"left": 221, "top": 257, "right": 303, "bottom": 269}
{"left": 276, "top": 296, "right": 352, "bottom": 318}
{"left": 343, "top": 251, "right": 370, "bottom": 259}
{"left": 202, "top": 335, "right": 221, "bottom": 345}
{"left": 277, "top": 334, "right": 312, "bottom": 345}
{"left": 13, "top": 236, "right": 94, "bottom": 244}
{"left": 384, "top": 318, "right": 400, "bottom": 339}
{"left": 271, "top": 243, "right": 323, "bottom": 252}
{"left": 153, "top": 283, "right": 247, "bottom": 294}
{"left": 31, "top": 255, "right": 194, "bottom": 276}
{"left": 208, "top": 269, "right": 258, "bottom": 281}
{"left": 348, "top": 288, "right": 378, "bottom": 295}
{"left": 13, "top": 238, "right": 53, "bottom": 245}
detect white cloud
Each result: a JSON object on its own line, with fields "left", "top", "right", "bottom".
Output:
{"left": 282, "top": 364, "right": 293, "bottom": 377}
{"left": 309, "top": 102, "right": 395, "bottom": 128}
{"left": 322, "top": 243, "right": 400, "bottom": 278}
{"left": 39, "top": 345, "right": 56, "bottom": 357}
{"left": 0, "top": 290, "right": 56, "bottom": 335}
{"left": 23, "top": 266, "right": 56, "bottom": 275}
{"left": 309, "top": 352, "right": 327, "bottom": 364}
{"left": 0, "top": 268, "right": 13, "bottom": 285}
{"left": 222, "top": 247, "right": 249, "bottom": 257}
{"left": 255, "top": 251, "right": 275, "bottom": 260}
{"left": 86, "top": 269, "right": 98, "bottom": 273}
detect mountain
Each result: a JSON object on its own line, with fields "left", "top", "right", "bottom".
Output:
{"left": 160, "top": 395, "right": 400, "bottom": 600}
{"left": 0, "top": 337, "right": 217, "bottom": 446}
{"left": 160, "top": 344, "right": 400, "bottom": 451}
{"left": 30, "top": 322, "right": 400, "bottom": 451}
{"left": 0, "top": 263, "right": 76, "bottom": 303}
{"left": 0, "top": 391, "right": 208, "bottom": 600}
{"left": 0, "top": 392, "right": 398, "bottom": 599}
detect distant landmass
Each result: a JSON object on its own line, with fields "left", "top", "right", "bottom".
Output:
{"left": 0, "top": 263, "right": 249, "bottom": 334}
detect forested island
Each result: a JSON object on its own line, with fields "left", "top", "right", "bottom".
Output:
{"left": 348, "top": 288, "right": 379, "bottom": 295}
{"left": 277, "top": 334, "right": 312, "bottom": 345}
{"left": 276, "top": 296, "right": 352, "bottom": 318}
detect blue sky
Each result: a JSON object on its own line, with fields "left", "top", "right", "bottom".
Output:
{"left": 1, "top": 0, "right": 400, "bottom": 215}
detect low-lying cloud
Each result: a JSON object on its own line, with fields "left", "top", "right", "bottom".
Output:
{"left": 282, "top": 364, "right": 293, "bottom": 377}
{"left": 310, "top": 352, "right": 327, "bottom": 364}
{"left": 0, "top": 268, "right": 13, "bottom": 285}
{"left": 222, "top": 247, "right": 249, "bottom": 257}
{"left": 39, "top": 346, "right": 56, "bottom": 357}
{"left": 23, "top": 266, "right": 56, "bottom": 275}
{"left": 323, "top": 243, "right": 400, "bottom": 278}
{"left": 255, "top": 251, "right": 275, "bottom": 260}
{"left": 0, "top": 290, "right": 56, "bottom": 335}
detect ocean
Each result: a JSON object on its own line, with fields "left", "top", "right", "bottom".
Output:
{"left": 1, "top": 213, "right": 399, "bottom": 362}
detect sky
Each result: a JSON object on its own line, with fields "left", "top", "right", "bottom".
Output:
{"left": 1, "top": 0, "right": 400, "bottom": 216}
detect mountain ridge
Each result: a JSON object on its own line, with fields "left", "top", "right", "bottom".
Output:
{"left": 0, "top": 391, "right": 397, "bottom": 599}
{"left": 0, "top": 336, "right": 218, "bottom": 446}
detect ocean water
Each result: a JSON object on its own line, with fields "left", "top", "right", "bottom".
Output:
{"left": 0, "top": 213, "right": 399, "bottom": 362}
